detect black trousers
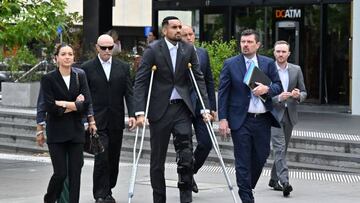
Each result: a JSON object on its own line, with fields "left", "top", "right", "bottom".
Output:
{"left": 45, "top": 142, "right": 84, "bottom": 203}
{"left": 192, "top": 115, "right": 212, "bottom": 173}
{"left": 149, "top": 102, "right": 194, "bottom": 203}
{"left": 93, "top": 128, "right": 123, "bottom": 199}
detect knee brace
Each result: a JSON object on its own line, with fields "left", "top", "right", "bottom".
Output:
{"left": 174, "top": 137, "right": 194, "bottom": 190}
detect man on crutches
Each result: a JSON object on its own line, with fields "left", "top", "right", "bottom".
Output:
{"left": 181, "top": 25, "right": 217, "bottom": 193}
{"left": 133, "top": 16, "right": 211, "bottom": 203}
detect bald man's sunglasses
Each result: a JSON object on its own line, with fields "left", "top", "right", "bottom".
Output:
{"left": 99, "top": 45, "right": 114, "bottom": 51}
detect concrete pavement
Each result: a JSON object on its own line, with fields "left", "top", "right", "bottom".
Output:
{"left": 0, "top": 153, "right": 359, "bottom": 203}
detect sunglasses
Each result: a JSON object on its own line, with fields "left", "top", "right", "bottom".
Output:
{"left": 98, "top": 45, "right": 114, "bottom": 51}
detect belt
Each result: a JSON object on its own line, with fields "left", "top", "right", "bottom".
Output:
{"left": 169, "top": 99, "right": 183, "bottom": 104}
{"left": 247, "top": 112, "right": 267, "bottom": 118}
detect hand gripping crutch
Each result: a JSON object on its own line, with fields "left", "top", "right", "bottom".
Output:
{"left": 187, "top": 63, "right": 238, "bottom": 203}
{"left": 128, "top": 65, "right": 157, "bottom": 203}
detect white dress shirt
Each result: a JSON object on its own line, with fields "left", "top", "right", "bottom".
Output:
{"left": 164, "top": 37, "right": 182, "bottom": 100}
{"left": 276, "top": 62, "right": 289, "bottom": 106}
{"left": 62, "top": 75, "right": 70, "bottom": 90}
{"left": 244, "top": 56, "right": 266, "bottom": 113}
{"left": 98, "top": 55, "right": 112, "bottom": 81}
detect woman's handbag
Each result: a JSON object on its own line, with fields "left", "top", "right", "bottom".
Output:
{"left": 84, "top": 131, "right": 104, "bottom": 155}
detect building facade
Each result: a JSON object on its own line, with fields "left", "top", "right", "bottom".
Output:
{"left": 153, "top": 0, "right": 359, "bottom": 113}
{"left": 70, "top": 0, "right": 359, "bottom": 114}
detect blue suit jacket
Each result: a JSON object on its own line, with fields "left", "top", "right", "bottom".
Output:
{"left": 218, "top": 54, "right": 282, "bottom": 130}
{"left": 191, "top": 47, "right": 216, "bottom": 114}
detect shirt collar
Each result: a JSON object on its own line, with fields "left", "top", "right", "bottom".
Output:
{"left": 164, "top": 37, "right": 178, "bottom": 50}
{"left": 98, "top": 55, "right": 112, "bottom": 65}
{"left": 276, "top": 62, "right": 288, "bottom": 71}
{"left": 243, "top": 55, "right": 257, "bottom": 65}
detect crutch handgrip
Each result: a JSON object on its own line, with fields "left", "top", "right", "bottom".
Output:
{"left": 187, "top": 63, "right": 192, "bottom": 69}
{"left": 152, "top": 65, "right": 157, "bottom": 71}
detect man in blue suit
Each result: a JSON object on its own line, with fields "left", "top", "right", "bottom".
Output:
{"left": 181, "top": 25, "right": 217, "bottom": 193}
{"left": 218, "top": 29, "right": 282, "bottom": 203}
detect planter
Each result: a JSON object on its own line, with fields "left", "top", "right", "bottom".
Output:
{"left": 1, "top": 82, "right": 40, "bottom": 107}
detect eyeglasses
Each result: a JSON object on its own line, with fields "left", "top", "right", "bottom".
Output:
{"left": 98, "top": 45, "right": 114, "bottom": 51}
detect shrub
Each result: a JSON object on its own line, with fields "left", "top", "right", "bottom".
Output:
{"left": 199, "top": 39, "right": 238, "bottom": 88}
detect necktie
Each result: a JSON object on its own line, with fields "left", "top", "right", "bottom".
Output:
{"left": 247, "top": 60, "right": 259, "bottom": 104}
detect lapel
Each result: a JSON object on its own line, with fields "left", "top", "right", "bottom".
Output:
{"left": 54, "top": 69, "right": 70, "bottom": 94}
{"left": 160, "top": 38, "right": 174, "bottom": 74}
{"left": 238, "top": 54, "right": 247, "bottom": 78}
{"left": 174, "top": 42, "right": 184, "bottom": 76}
{"left": 68, "top": 69, "right": 78, "bottom": 98}
{"left": 94, "top": 57, "right": 109, "bottom": 83}
{"left": 257, "top": 55, "right": 265, "bottom": 71}
{"left": 109, "top": 58, "right": 116, "bottom": 82}
{"left": 54, "top": 69, "right": 76, "bottom": 100}
{"left": 287, "top": 64, "right": 296, "bottom": 91}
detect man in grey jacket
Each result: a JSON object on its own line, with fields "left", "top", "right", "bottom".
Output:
{"left": 268, "top": 40, "right": 307, "bottom": 197}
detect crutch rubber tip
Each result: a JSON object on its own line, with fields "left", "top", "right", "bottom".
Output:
{"left": 187, "top": 63, "right": 192, "bottom": 69}
{"left": 152, "top": 65, "right": 157, "bottom": 71}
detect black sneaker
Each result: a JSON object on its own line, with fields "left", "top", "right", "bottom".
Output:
{"left": 268, "top": 179, "right": 283, "bottom": 191}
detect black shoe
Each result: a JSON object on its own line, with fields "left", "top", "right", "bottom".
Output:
{"left": 192, "top": 177, "right": 199, "bottom": 193}
{"left": 282, "top": 182, "right": 293, "bottom": 197}
{"left": 95, "top": 198, "right": 106, "bottom": 203}
{"left": 268, "top": 179, "right": 283, "bottom": 191}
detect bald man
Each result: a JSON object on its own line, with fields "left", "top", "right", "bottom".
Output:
{"left": 81, "top": 34, "right": 136, "bottom": 203}
{"left": 181, "top": 25, "right": 217, "bottom": 193}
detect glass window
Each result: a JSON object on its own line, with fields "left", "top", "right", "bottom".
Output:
{"left": 158, "top": 10, "right": 200, "bottom": 37}
{"left": 325, "top": 4, "right": 350, "bottom": 104}
{"left": 204, "top": 14, "right": 224, "bottom": 41}
{"left": 234, "top": 7, "right": 273, "bottom": 56}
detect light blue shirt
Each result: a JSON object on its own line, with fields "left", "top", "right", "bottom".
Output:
{"left": 244, "top": 56, "right": 266, "bottom": 113}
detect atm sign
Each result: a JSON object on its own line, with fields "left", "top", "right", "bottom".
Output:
{"left": 275, "top": 9, "right": 301, "bottom": 19}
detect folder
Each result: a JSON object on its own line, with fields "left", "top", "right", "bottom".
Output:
{"left": 243, "top": 63, "right": 272, "bottom": 102}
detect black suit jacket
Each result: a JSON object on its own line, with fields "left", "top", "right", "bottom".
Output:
{"left": 41, "top": 68, "right": 91, "bottom": 143}
{"left": 134, "top": 38, "right": 209, "bottom": 122}
{"left": 81, "top": 57, "right": 134, "bottom": 130}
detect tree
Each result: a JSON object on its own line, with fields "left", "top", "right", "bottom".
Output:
{"left": 0, "top": 0, "right": 81, "bottom": 78}
{"left": 0, "top": 0, "right": 81, "bottom": 54}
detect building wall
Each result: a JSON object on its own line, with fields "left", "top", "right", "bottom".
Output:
{"left": 64, "top": 0, "right": 152, "bottom": 27}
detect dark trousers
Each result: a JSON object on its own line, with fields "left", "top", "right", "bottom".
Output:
{"left": 192, "top": 115, "right": 212, "bottom": 173}
{"left": 231, "top": 113, "right": 271, "bottom": 203}
{"left": 93, "top": 128, "right": 123, "bottom": 199}
{"left": 58, "top": 155, "right": 69, "bottom": 203}
{"left": 45, "top": 142, "right": 84, "bottom": 203}
{"left": 149, "top": 102, "right": 193, "bottom": 203}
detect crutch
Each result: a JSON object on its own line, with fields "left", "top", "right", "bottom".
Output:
{"left": 128, "top": 65, "right": 157, "bottom": 203}
{"left": 187, "top": 63, "right": 238, "bottom": 203}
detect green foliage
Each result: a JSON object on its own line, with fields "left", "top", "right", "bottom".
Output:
{"left": 258, "top": 47, "right": 274, "bottom": 58}
{"left": 7, "top": 46, "right": 37, "bottom": 72}
{"left": 0, "top": 0, "right": 81, "bottom": 49}
{"left": 0, "top": 0, "right": 82, "bottom": 81}
{"left": 199, "top": 39, "right": 238, "bottom": 88}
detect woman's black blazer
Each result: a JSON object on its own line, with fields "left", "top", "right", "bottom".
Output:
{"left": 40, "top": 67, "right": 92, "bottom": 144}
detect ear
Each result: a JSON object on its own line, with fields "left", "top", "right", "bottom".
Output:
{"left": 162, "top": 27, "right": 167, "bottom": 36}
{"left": 256, "top": 41, "right": 261, "bottom": 49}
